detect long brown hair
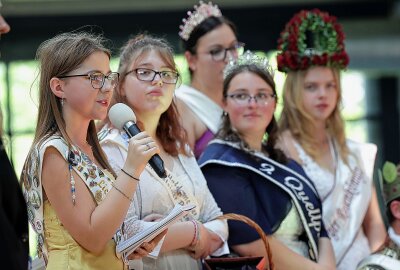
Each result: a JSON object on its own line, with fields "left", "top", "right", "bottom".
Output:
{"left": 218, "top": 64, "right": 287, "bottom": 164}
{"left": 112, "top": 34, "right": 188, "bottom": 156}
{"left": 279, "top": 68, "right": 349, "bottom": 162}
{"left": 22, "top": 31, "right": 116, "bottom": 180}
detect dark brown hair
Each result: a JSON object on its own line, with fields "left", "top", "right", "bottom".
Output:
{"left": 181, "top": 16, "right": 237, "bottom": 75}
{"left": 218, "top": 64, "right": 287, "bottom": 164}
{"left": 182, "top": 16, "right": 237, "bottom": 53}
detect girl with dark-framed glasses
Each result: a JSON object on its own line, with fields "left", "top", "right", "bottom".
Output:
{"left": 99, "top": 34, "right": 228, "bottom": 270}
{"left": 175, "top": 1, "right": 244, "bottom": 159}
{"left": 21, "top": 31, "right": 157, "bottom": 269}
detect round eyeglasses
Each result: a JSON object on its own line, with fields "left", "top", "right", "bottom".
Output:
{"left": 207, "top": 42, "right": 245, "bottom": 62}
{"left": 226, "top": 93, "right": 276, "bottom": 106}
{"left": 58, "top": 71, "right": 119, "bottom": 91}
{"left": 126, "top": 68, "right": 180, "bottom": 84}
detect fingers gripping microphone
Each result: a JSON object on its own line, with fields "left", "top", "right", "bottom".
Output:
{"left": 108, "top": 103, "right": 167, "bottom": 178}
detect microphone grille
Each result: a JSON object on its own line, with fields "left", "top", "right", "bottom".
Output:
{"left": 108, "top": 103, "right": 137, "bottom": 130}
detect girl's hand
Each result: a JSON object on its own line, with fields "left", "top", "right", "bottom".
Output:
{"left": 187, "top": 223, "right": 213, "bottom": 259}
{"left": 127, "top": 229, "right": 168, "bottom": 260}
{"left": 123, "top": 131, "right": 160, "bottom": 178}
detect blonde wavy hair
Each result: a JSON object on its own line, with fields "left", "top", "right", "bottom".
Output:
{"left": 279, "top": 68, "right": 349, "bottom": 163}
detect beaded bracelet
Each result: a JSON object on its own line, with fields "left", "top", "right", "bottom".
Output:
{"left": 121, "top": 168, "right": 140, "bottom": 182}
{"left": 190, "top": 220, "right": 200, "bottom": 247}
{"left": 111, "top": 182, "right": 133, "bottom": 202}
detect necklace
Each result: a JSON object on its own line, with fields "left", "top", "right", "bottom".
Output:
{"left": 75, "top": 142, "right": 95, "bottom": 162}
{"left": 321, "top": 137, "right": 337, "bottom": 202}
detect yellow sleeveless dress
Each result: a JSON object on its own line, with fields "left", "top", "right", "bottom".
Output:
{"left": 43, "top": 201, "right": 125, "bottom": 270}
{"left": 22, "top": 135, "right": 126, "bottom": 269}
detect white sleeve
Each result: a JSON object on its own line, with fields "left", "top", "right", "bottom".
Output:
{"left": 204, "top": 219, "right": 230, "bottom": 256}
{"left": 192, "top": 158, "right": 229, "bottom": 256}
{"left": 101, "top": 140, "right": 146, "bottom": 251}
{"left": 101, "top": 141, "right": 127, "bottom": 174}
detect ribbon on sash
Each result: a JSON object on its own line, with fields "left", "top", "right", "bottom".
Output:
{"left": 199, "top": 140, "right": 323, "bottom": 260}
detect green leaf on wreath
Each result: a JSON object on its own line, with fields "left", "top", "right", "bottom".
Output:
{"left": 383, "top": 161, "right": 398, "bottom": 183}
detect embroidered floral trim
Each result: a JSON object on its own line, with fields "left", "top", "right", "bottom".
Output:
{"left": 22, "top": 137, "right": 122, "bottom": 261}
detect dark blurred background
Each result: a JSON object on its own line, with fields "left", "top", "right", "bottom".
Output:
{"left": 1, "top": 0, "right": 399, "bottom": 181}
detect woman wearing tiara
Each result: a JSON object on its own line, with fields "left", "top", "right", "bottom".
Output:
{"left": 175, "top": 1, "right": 244, "bottom": 159}
{"left": 276, "top": 9, "right": 386, "bottom": 270}
{"left": 99, "top": 34, "right": 228, "bottom": 270}
{"left": 199, "top": 51, "right": 336, "bottom": 270}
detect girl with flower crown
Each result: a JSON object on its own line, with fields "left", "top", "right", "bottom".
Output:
{"left": 276, "top": 9, "right": 386, "bottom": 270}
{"left": 200, "top": 51, "right": 336, "bottom": 270}
{"left": 99, "top": 34, "right": 228, "bottom": 270}
{"left": 175, "top": 1, "right": 244, "bottom": 159}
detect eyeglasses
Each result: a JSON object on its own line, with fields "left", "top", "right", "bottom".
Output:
{"left": 226, "top": 93, "right": 276, "bottom": 106}
{"left": 207, "top": 42, "right": 245, "bottom": 61}
{"left": 58, "top": 71, "right": 119, "bottom": 90}
{"left": 126, "top": 68, "right": 180, "bottom": 84}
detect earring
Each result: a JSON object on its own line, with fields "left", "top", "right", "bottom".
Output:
{"left": 61, "top": 97, "right": 64, "bottom": 107}
{"left": 223, "top": 111, "right": 228, "bottom": 116}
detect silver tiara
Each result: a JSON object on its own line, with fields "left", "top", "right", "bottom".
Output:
{"left": 179, "top": 1, "right": 222, "bottom": 41}
{"left": 223, "top": 50, "right": 275, "bottom": 79}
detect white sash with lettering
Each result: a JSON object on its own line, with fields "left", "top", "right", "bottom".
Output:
{"left": 323, "top": 140, "right": 376, "bottom": 263}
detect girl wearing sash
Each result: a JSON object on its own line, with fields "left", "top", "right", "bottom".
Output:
{"left": 21, "top": 32, "right": 157, "bottom": 269}
{"left": 199, "top": 51, "right": 335, "bottom": 270}
{"left": 276, "top": 9, "right": 386, "bottom": 270}
{"left": 99, "top": 34, "right": 228, "bottom": 270}
{"left": 175, "top": 1, "right": 244, "bottom": 158}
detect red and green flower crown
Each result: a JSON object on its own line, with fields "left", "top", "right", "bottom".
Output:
{"left": 276, "top": 9, "right": 349, "bottom": 73}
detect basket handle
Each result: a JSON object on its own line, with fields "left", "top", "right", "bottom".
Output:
{"left": 216, "top": 213, "right": 275, "bottom": 270}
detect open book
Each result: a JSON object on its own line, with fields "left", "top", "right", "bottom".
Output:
{"left": 116, "top": 203, "right": 196, "bottom": 258}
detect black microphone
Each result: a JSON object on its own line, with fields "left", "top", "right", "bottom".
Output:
{"left": 108, "top": 103, "right": 167, "bottom": 178}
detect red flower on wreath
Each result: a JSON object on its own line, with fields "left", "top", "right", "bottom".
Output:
{"left": 276, "top": 9, "right": 349, "bottom": 73}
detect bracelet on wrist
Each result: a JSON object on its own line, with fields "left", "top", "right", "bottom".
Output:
{"left": 121, "top": 168, "right": 140, "bottom": 182}
{"left": 111, "top": 182, "right": 133, "bottom": 202}
{"left": 190, "top": 220, "right": 200, "bottom": 247}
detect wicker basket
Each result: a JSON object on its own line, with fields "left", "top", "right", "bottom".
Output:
{"left": 215, "top": 213, "right": 275, "bottom": 270}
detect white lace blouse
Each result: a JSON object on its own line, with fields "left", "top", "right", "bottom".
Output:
{"left": 100, "top": 128, "right": 229, "bottom": 270}
{"left": 294, "top": 142, "right": 371, "bottom": 270}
